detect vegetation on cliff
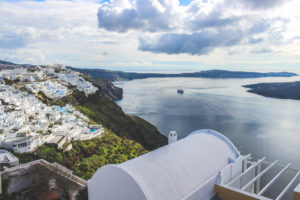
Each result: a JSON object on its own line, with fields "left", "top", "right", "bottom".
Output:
{"left": 16, "top": 130, "right": 148, "bottom": 180}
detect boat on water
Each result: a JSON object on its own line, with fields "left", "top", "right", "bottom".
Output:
{"left": 177, "top": 89, "right": 184, "bottom": 94}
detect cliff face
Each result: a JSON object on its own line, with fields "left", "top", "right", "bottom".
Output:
{"left": 93, "top": 78, "right": 123, "bottom": 101}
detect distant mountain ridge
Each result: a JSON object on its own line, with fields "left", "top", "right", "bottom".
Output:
{"left": 0, "top": 60, "right": 36, "bottom": 69}
{"left": 1, "top": 60, "right": 296, "bottom": 81}
{"left": 68, "top": 67, "right": 298, "bottom": 82}
{"left": 0, "top": 60, "right": 15, "bottom": 65}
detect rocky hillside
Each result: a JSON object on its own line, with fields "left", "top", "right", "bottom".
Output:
{"left": 93, "top": 78, "right": 123, "bottom": 101}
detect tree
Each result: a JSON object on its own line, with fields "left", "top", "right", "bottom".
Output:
{"left": 3, "top": 78, "right": 13, "bottom": 86}
{"left": 29, "top": 115, "right": 34, "bottom": 121}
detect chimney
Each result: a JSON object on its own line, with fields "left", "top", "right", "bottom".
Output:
{"left": 168, "top": 130, "right": 178, "bottom": 144}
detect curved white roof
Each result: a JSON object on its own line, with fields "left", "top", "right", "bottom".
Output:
{"left": 89, "top": 129, "right": 240, "bottom": 200}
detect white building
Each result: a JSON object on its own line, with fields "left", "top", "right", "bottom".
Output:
{"left": 2, "top": 136, "right": 40, "bottom": 153}
{"left": 0, "top": 149, "right": 19, "bottom": 168}
{"left": 89, "top": 129, "right": 300, "bottom": 200}
{"left": 0, "top": 68, "right": 103, "bottom": 154}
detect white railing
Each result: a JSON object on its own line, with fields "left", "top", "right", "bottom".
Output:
{"left": 227, "top": 156, "right": 266, "bottom": 187}
{"left": 275, "top": 171, "right": 300, "bottom": 200}
{"left": 257, "top": 163, "right": 291, "bottom": 196}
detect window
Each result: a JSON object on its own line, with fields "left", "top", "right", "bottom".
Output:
{"left": 18, "top": 142, "right": 27, "bottom": 148}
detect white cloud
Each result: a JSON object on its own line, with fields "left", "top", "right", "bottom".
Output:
{"left": 97, "top": 0, "right": 181, "bottom": 32}
{"left": 0, "top": 0, "right": 300, "bottom": 70}
{"left": 96, "top": 0, "right": 299, "bottom": 56}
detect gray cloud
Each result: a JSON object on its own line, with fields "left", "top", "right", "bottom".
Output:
{"left": 248, "top": 20, "right": 270, "bottom": 34}
{"left": 249, "top": 37, "right": 264, "bottom": 44}
{"left": 139, "top": 19, "right": 271, "bottom": 55}
{"left": 251, "top": 47, "right": 272, "bottom": 54}
{"left": 240, "top": 0, "right": 287, "bottom": 9}
{"left": 139, "top": 29, "right": 245, "bottom": 55}
{"left": 97, "top": 0, "right": 178, "bottom": 32}
{"left": 0, "top": 33, "right": 27, "bottom": 49}
{"left": 96, "top": 0, "right": 290, "bottom": 56}
{"left": 97, "top": 1, "right": 242, "bottom": 33}
{"left": 98, "top": 7, "right": 144, "bottom": 32}
{"left": 188, "top": 8, "right": 240, "bottom": 31}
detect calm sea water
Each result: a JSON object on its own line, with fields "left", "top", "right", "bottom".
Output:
{"left": 115, "top": 76, "right": 300, "bottom": 169}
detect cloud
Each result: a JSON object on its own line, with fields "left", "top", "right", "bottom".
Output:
{"left": 188, "top": 11, "right": 241, "bottom": 30}
{"left": 0, "top": 0, "right": 299, "bottom": 69}
{"left": 0, "top": 0, "right": 109, "bottom": 65}
{"left": 97, "top": 6, "right": 144, "bottom": 32}
{"left": 96, "top": 0, "right": 282, "bottom": 33}
{"left": 186, "top": 2, "right": 242, "bottom": 30}
{"left": 96, "top": 0, "right": 292, "bottom": 56}
{"left": 97, "top": 0, "right": 244, "bottom": 33}
{"left": 251, "top": 47, "right": 272, "bottom": 54}
{"left": 248, "top": 20, "right": 271, "bottom": 34}
{"left": 138, "top": 30, "right": 244, "bottom": 55}
{"left": 139, "top": 20, "right": 272, "bottom": 55}
{"left": 0, "top": 26, "right": 49, "bottom": 49}
{"left": 0, "top": 0, "right": 100, "bottom": 47}
{"left": 1, "top": 48, "right": 46, "bottom": 64}
{"left": 249, "top": 37, "right": 264, "bottom": 44}
{"left": 240, "top": 0, "right": 287, "bottom": 9}
{"left": 97, "top": 0, "right": 182, "bottom": 32}
{"left": 0, "top": 33, "right": 27, "bottom": 49}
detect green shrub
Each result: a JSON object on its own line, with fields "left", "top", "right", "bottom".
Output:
{"left": 14, "top": 130, "right": 148, "bottom": 180}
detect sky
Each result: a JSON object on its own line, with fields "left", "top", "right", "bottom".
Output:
{"left": 0, "top": 0, "right": 300, "bottom": 71}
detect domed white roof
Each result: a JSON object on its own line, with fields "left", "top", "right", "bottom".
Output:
{"left": 89, "top": 129, "right": 240, "bottom": 200}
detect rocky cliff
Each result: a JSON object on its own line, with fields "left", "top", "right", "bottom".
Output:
{"left": 93, "top": 78, "right": 123, "bottom": 101}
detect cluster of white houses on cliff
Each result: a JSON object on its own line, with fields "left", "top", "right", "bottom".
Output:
{"left": 0, "top": 65, "right": 103, "bottom": 154}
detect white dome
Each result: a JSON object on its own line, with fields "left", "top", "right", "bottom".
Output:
{"left": 88, "top": 129, "right": 240, "bottom": 200}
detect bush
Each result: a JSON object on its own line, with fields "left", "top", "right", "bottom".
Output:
{"left": 4, "top": 78, "right": 14, "bottom": 85}
{"left": 15, "top": 130, "right": 148, "bottom": 180}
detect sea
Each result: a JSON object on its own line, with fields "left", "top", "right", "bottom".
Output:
{"left": 114, "top": 75, "right": 300, "bottom": 169}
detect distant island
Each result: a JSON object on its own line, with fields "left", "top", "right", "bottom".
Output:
{"left": 68, "top": 67, "right": 297, "bottom": 82}
{"left": 244, "top": 81, "right": 300, "bottom": 100}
